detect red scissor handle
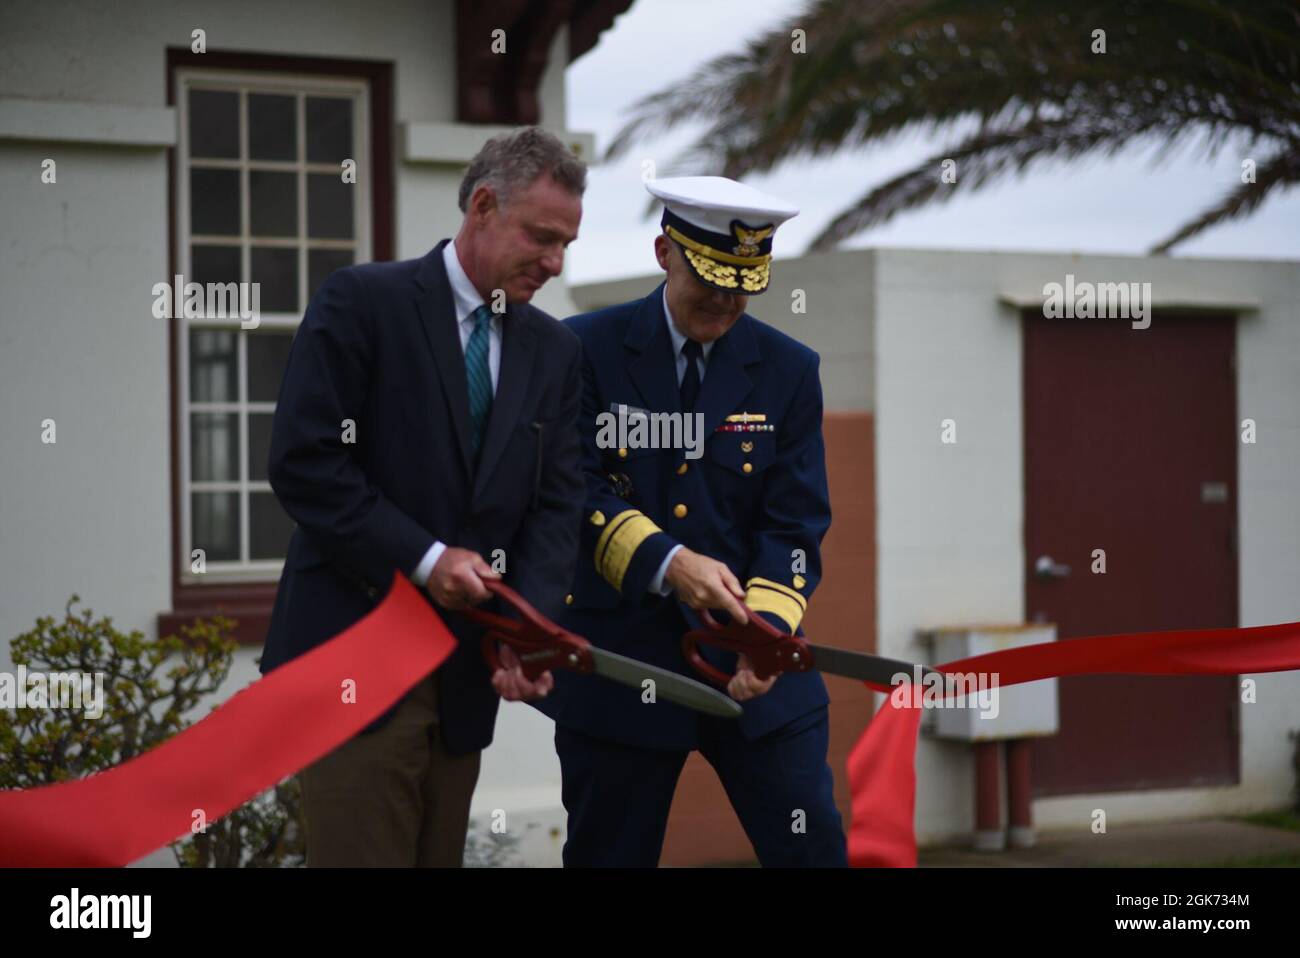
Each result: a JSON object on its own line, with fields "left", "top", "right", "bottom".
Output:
{"left": 460, "top": 581, "right": 595, "bottom": 680}
{"left": 681, "top": 606, "right": 815, "bottom": 686}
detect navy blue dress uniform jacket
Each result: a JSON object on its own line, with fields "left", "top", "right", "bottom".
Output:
{"left": 535, "top": 283, "right": 833, "bottom": 750}
{"left": 260, "top": 239, "right": 585, "bottom": 755}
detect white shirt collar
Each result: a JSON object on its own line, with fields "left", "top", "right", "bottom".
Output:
{"left": 443, "top": 240, "right": 496, "bottom": 328}
{"left": 662, "top": 286, "right": 714, "bottom": 361}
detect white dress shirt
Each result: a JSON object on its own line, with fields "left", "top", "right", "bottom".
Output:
{"left": 412, "top": 242, "right": 502, "bottom": 586}
{"left": 648, "top": 288, "right": 714, "bottom": 594}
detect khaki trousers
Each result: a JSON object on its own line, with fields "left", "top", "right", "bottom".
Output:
{"left": 298, "top": 673, "right": 481, "bottom": 866}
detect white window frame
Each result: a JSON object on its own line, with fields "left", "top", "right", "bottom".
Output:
{"left": 175, "top": 68, "right": 372, "bottom": 584}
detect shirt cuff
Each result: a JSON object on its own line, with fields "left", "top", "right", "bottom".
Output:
{"left": 412, "top": 541, "right": 446, "bottom": 587}
{"left": 648, "top": 545, "right": 684, "bottom": 595}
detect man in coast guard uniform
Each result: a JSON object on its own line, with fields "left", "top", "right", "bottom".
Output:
{"left": 536, "top": 176, "right": 846, "bottom": 866}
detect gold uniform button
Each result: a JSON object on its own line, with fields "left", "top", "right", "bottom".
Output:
{"left": 673, "top": 503, "right": 688, "bottom": 519}
{"left": 565, "top": 593, "right": 574, "bottom": 605}
{"left": 617, "top": 447, "right": 628, "bottom": 459}
{"left": 677, "top": 462, "right": 689, "bottom": 475}
{"left": 793, "top": 575, "right": 806, "bottom": 589}
{"left": 742, "top": 462, "right": 753, "bottom": 474}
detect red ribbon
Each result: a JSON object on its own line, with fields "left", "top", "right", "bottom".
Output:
{"left": 8, "top": 569, "right": 1295, "bottom": 869}
{"left": 847, "top": 620, "right": 1300, "bottom": 867}
{"left": 0, "top": 573, "right": 455, "bottom": 867}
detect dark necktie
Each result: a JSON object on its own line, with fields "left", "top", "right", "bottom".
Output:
{"left": 679, "top": 338, "right": 702, "bottom": 412}
{"left": 465, "top": 304, "right": 494, "bottom": 460}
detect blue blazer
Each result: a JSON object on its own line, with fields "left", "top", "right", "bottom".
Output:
{"left": 260, "top": 240, "right": 584, "bottom": 754}
{"left": 535, "top": 283, "right": 833, "bottom": 750}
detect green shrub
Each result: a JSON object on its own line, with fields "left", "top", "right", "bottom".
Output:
{"left": 0, "top": 596, "right": 305, "bottom": 867}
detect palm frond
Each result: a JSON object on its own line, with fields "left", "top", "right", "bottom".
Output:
{"left": 1150, "top": 146, "right": 1300, "bottom": 252}
{"left": 607, "top": 0, "right": 1300, "bottom": 251}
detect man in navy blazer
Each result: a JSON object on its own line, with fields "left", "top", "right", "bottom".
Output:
{"left": 260, "top": 128, "right": 586, "bottom": 866}
{"left": 536, "top": 177, "right": 847, "bottom": 866}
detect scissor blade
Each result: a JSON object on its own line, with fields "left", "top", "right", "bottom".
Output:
{"left": 806, "top": 644, "right": 938, "bottom": 686}
{"left": 590, "top": 647, "right": 743, "bottom": 719}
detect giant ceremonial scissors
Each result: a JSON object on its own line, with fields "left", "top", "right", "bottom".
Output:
{"left": 683, "top": 606, "right": 939, "bottom": 688}
{"left": 463, "top": 581, "right": 743, "bottom": 719}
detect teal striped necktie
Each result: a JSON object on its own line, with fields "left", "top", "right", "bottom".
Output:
{"left": 465, "top": 304, "right": 494, "bottom": 460}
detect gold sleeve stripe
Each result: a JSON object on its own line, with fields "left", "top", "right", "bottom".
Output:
{"left": 595, "top": 510, "right": 639, "bottom": 571}
{"left": 745, "top": 577, "right": 808, "bottom": 611}
{"left": 595, "top": 509, "right": 663, "bottom": 591}
{"left": 744, "top": 585, "right": 804, "bottom": 634}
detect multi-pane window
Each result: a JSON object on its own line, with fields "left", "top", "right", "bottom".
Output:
{"left": 176, "top": 71, "right": 371, "bottom": 581}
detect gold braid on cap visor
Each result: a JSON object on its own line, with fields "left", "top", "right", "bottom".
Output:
{"left": 666, "top": 226, "right": 772, "bottom": 292}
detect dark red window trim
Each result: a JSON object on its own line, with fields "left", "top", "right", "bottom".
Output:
{"left": 161, "top": 48, "right": 394, "bottom": 645}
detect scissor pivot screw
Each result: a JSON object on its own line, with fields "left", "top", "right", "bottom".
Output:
{"left": 791, "top": 652, "right": 801, "bottom": 663}
{"left": 568, "top": 653, "right": 579, "bottom": 666}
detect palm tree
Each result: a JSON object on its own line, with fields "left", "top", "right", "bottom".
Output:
{"left": 606, "top": 0, "right": 1300, "bottom": 253}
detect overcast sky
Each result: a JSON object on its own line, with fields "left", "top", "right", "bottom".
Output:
{"left": 563, "top": 0, "right": 1300, "bottom": 286}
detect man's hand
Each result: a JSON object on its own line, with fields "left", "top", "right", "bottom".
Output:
{"left": 490, "top": 643, "right": 555, "bottom": 701}
{"left": 424, "top": 546, "right": 498, "bottom": 610}
{"left": 664, "top": 550, "right": 775, "bottom": 700}
{"left": 664, "top": 548, "right": 749, "bottom": 624}
{"left": 727, "top": 654, "right": 777, "bottom": 701}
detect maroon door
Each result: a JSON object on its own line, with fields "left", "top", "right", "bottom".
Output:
{"left": 1023, "top": 311, "right": 1238, "bottom": 795}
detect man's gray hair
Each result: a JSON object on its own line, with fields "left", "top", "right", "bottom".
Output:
{"left": 457, "top": 127, "right": 587, "bottom": 212}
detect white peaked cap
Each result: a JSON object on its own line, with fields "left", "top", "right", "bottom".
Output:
{"left": 645, "top": 176, "right": 799, "bottom": 234}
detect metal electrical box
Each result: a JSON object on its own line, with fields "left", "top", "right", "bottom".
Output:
{"left": 921, "top": 624, "right": 1060, "bottom": 741}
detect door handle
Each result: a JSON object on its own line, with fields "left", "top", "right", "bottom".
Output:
{"left": 1033, "top": 554, "right": 1071, "bottom": 579}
